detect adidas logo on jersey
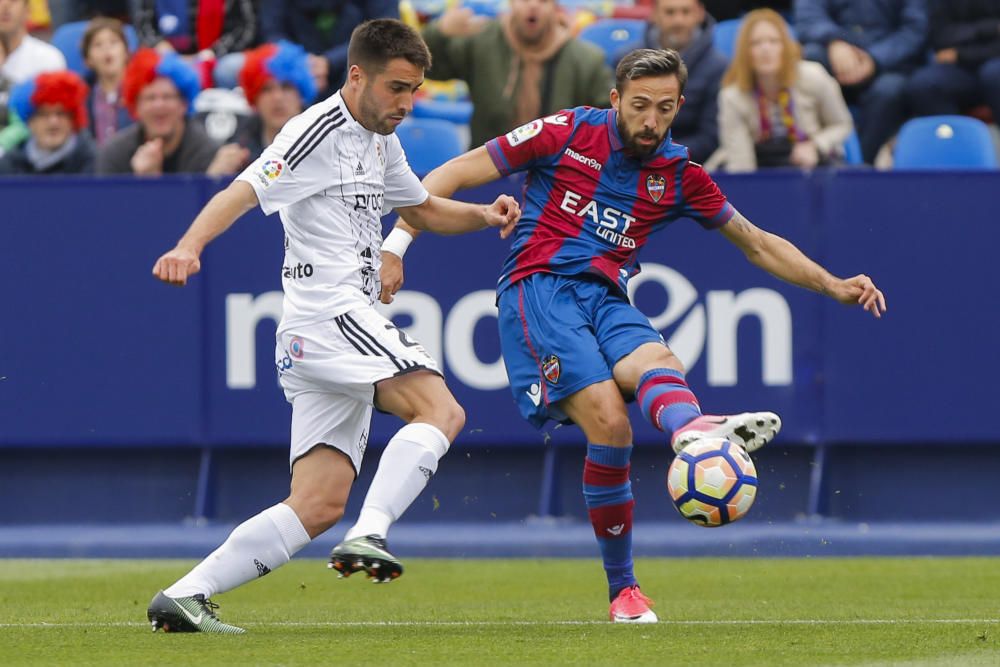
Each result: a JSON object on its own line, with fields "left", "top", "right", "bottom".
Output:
{"left": 355, "top": 161, "right": 365, "bottom": 176}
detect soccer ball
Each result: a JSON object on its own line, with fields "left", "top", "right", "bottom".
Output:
{"left": 667, "top": 438, "right": 758, "bottom": 527}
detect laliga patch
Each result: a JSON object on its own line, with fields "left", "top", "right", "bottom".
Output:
{"left": 646, "top": 174, "right": 666, "bottom": 203}
{"left": 257, "top": 159, "right": 285, "bottom": 188}
{"left": 542, "top": 355, "right": 561, "bottom": 384}
{"left": 506, "top": 120, "right": 544, "bottom": 146}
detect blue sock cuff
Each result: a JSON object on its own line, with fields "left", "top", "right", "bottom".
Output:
{"left": 638, "top": 368, "right": 686, "bottom": 387}
{"left": 586, "top": 443, "right": 633, "bottom": 467}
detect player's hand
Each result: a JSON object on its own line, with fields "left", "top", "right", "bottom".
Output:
{"left": 132, "top": 138, "right": 165, "bottom": 175}
{"left": 379, "top": 251, "right": 404, "bottom": 304}
{"left": 153, "top": 246, "right": 202, "bottom": 286}
{"left": 829, "top": 274, "right": 886, "bottom": 318}
{"left": 485, "top": 195, "right": 521, "bottom": 239}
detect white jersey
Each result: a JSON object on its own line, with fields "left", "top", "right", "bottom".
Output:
{"left": 237, "top": 92, "right": 428, "bottom": 331}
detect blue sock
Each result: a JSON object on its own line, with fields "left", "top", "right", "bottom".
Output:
{"left": 583, "top": 443, "right": 637, "bottom": 600}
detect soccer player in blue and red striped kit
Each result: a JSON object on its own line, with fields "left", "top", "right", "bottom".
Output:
{"left": 383, "top": 48, "right": 886, "bottom": 622}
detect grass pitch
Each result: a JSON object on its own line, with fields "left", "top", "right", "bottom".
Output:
{"left": 0, "top": 558, "right": 998, "bottom": 666}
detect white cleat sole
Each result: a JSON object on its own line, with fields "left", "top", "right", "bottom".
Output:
{"left": 672, "top": 412, "right": 781, "bottom": 454}
{"left": 611, "top": 609, "right": 659, "bottom": 624}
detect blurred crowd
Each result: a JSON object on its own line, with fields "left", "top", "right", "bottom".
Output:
{"left": 0, "top": 0, "right": 998, "bottom": 177}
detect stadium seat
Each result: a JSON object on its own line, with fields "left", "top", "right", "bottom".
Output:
{"left": 893, "top": 115, "right": 998, "bottom": 170}
{"left": 395, "top": 117, "right": 464, "bottom": 174}
{"left": 842, "top": 130, "right": 863, "bottom": 166}
{"left": 713, "top": 18, "right": 742, "bottom": 60}
{"left": 52, "top": 20, "right": 139, "bottom": 76}
{"left": 578, "top": 18, "right": 647, "bottom": 68}
{"left": 413, "top": 99, "right": 473, "bottom": 125}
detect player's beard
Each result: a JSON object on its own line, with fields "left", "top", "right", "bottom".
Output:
{"left": 616, "top": 115, "right": 666, "bottom": 159}
{"left": 359, "top": 82, "right": 402, "bottom": 136}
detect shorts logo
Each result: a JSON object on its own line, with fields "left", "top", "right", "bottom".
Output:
{"left": 289, "top": 336, "right": 304, "bottom": 359}
{"left": 506, "top": 120, "right": 543, "bottom": 146}
{"left": 542, "top": 355, "right": 561, "bottom": 384}
{"left": 257, "top": 159, "right": 284, "bottom": 188}
{"left": 527, "top": 383, "right": 542, "bottom": 407}
{"left": 646, "top": 174, "right": 666, "bottom": 203}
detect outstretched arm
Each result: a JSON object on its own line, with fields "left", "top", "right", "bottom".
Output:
{"left": 720, "top": 211, "right": 886, "bottom": 318}
{"left": 379, "top": 146, "right": 510, "bottom": 303}
{"left": 152, "top": 180, "right": 259, "bottom": 286}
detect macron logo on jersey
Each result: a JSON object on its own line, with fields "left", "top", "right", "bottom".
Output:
{"left": 564, "top": 147, "right": 602, "bottom": 172}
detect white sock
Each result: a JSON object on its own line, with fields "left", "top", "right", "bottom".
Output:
{"left": 345, "top": 422, "right": 450, "bottom": 540}
{"left": 164, "top": 503, "right": 311, "bottom": 598}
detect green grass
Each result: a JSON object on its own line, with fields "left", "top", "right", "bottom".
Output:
{"left": 0, "top": 558, "right": 998, "bottom": 666}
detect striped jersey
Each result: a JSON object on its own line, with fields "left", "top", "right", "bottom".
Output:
{"left": 237, "top": 91, "right": 428, "bottom": 331}
{"left": 485, "top": 106, "right": 736, "bottom": 296}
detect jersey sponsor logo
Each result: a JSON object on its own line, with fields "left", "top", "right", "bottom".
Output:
{"left": 559, "top": 190, "right": 637, "bottom": 249}
{"left": 289, "top": 336, "right": 305, "bottom": 359}
{"left": 282, "top": 263, "right": 314, "bottom": 279}
{"left": 256, "top": 159, "right": 285, "bottom": 188}
{"left": 542, "top": 355, "right": 561, "bottom": 383}
{"left": 543, "top": 114, "right": 569, "bottom": 126}
{"left": 564, "top": 147, "right": 602, "bottom": 172}
{"left": 506, "top": 119, "right": 544, "bottom": 146}
{"left": 275, "top": 352, "right": 293, "bottom": 374}
{"left": 646, "top": 174, "right": 666, "bottom": 203}
{"left": 354, "top": 192, "right": 384, "bottom": 212}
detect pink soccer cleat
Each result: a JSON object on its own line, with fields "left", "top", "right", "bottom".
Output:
{"left": 609, "top": 586, "right": 658, "bottom": 624}
{"left": 671, "top": 412, "right": 781, "bottom": 455}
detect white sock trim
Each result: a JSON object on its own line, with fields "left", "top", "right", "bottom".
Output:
{"left": 397, "top": 422, "right": 451, "bottom": 459}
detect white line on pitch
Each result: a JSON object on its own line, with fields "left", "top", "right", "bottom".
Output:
{"left": 1, "top": 619, "right": 998, "bottom": 629}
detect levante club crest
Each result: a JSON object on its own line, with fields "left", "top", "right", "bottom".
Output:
{"left": 646, "top": 174, "right": 666, "bottom": 203}
{"left": 542, "top": 355, "right": 561, "bottom": 384}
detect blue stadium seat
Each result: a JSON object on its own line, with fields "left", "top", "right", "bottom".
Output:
{"left": 396, "top": 118, "right": 464, "bottom": 174}
{"left": 413, "top": 99, "right": 473, "bottom": 125}
{"left": 52, "top": 20, "right": 139, "bottom": 76}
{"left": 842, "top": 129, "right": 863, "bottom": 166}
{"left": 893, "top": 115, "right": 998, "bottom": 169}
{"left": 578, "top": 19, "right": 647, "bottom": 68}
{"left": 713, "top": 17, "right": 742, "bottom": 60}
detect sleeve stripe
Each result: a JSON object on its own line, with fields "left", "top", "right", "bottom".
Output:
{"left": 288, "top": 117, "right": 345, "bottom": 170}
{"left": 486, "top": 139, "right": 512, "bottom": 175}
{"left": 283, "top": 109, "right": 343, "bottom": 165}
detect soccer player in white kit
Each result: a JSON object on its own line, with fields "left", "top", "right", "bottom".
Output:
{"left": 146, "top": 19, "right": 521, "bottom": 634}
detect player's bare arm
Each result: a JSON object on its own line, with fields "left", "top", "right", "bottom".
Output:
{"left": 380, "top": 146, "right": 511, "bottom": 304}
{"left": 720, "top": 211, "right": 887, "bottom": 318}
{"left": 152, "top": 180, "right": 259, "bottom": 286}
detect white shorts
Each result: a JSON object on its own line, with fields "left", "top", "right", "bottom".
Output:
{"left": 275, "top": 306, "right": 441, "bottom": 473}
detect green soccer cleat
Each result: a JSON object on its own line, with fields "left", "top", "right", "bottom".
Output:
{"left": 328, "top": 534, "right": 403, "bottom": 583}
{"left": 147, "top": 591, "right": 246, "bottom": 634}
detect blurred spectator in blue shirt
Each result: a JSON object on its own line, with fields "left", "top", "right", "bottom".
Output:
{"left": 0, "top": 70, "right": 97, "bottom": 174}
{"left": 643, "top": 0, "right": 728, "bottom": 162}
{"left": 81, "top": 17, "right": 133, "bottom": 147}
{"left": 260, "top": 0, "right": 399, "bottom": 95}
{"left": 905, "top": 0, "right": 1000, "bottom": 122}
{"left": 795, "top": 0, "right": 927, "bottom": 163}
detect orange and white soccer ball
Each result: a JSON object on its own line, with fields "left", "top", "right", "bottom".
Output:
{"left": 667, "top": 438, "right": 758, "bottom": 527}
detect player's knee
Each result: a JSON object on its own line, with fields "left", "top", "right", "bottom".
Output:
{"left": 430, "top": 396, "right": 464, "bottom": 443}
{"left": 292, "top": 495, "right": 346, "bottom": 535}
{"left": 592, "top": 410, "right": 633, "bottom": 445}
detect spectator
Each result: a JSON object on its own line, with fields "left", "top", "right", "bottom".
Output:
{"left": 0, "top": 0, "right": 66, "bottom": 84}
{"left": 225, "top": 41, "right": 315, "bottom": 159}
{"left": 704, "top": 1, "right": 794, "bottom": 22}
{"left": 643, "top": 0, "right": 728, "bottom": 162}
{"left": 423, "top": 0, "right": 611, "bottom": 148}
{"left": 82, "top": 17, "right": 132, "bottom": 147}
{"left": 260, "top": 0, "right": 398, "bottom": 95}
{"left": 97, "top": 47, "right": 247, "bottom": 175}
{"left": 131, "top": 0, "right": 256, "bottom": 88}
{"left": 905, "top": 0, "right": 1000, "bottom": 122}
{"left": 0, "top": 70, "right": 96, "bottom": 174}
{"left": 795, "top": 0, "right": 927, "bottom": 164}
{"left": 712, "top": 8, "right": 852, "bottom": 171}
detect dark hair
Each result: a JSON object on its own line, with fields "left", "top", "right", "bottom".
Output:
{"left": 347, "top": 19, "right": 432, "bottom": 74}
{"left": 614, "top": 48, "right": 688, "bottom": 95}
{"left": 81, "top": 17, "right": 129, "bottom": 60}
